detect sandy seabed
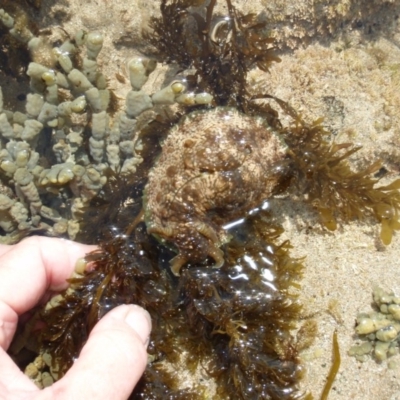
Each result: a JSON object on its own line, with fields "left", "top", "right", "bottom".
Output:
{"left": 4, "top": 0, "right": 400, "bottom": 398}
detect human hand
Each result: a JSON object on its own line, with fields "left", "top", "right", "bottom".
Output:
{"left": 0, "top": 236, "right": 151, "bottom": 400}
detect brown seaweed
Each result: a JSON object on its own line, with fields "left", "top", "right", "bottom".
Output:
{"left": 320, "top": 330, "right": 340, "bottom": 400}
{"left": 145, "top": 0, "right": 280, "bottom": 111}
{"left": 281, "top": 108, "right": 400, "bottom": 244}
{"left": 38, "top": 204, "right": 306, "bottom": 399}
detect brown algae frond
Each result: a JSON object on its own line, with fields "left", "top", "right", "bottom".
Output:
{"left": 145, "top": 0, "right": 280, "bottom": 110}
{"left": 281, "top": 110, "right": 400, "bottom": 244}
{"left": 37, "top": 207, "right": 307, "bottom": 399}
{"left": 39, "top": 224, "right": 166, "bottom": 373}
{"left": 320, "top": 331, "right": 341, "bottom": 400}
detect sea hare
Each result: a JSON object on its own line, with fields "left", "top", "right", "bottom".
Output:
{"left": 144, "top": 107, "right": 288, "bottom": 275}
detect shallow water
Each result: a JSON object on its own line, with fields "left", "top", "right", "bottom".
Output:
{"left": 2, "top": 0, "right": 400, "bottom": 398}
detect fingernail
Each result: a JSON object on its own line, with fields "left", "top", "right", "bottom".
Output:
{"left": 124, "top": 305, "right": 152, "bottom": 346}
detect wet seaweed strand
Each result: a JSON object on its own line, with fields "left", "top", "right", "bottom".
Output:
{"left": 280, "top": 105, "right": 400, "bottom": 244}
{"left": 320, "top": 331, "right": 341, "bottom": 400}
{"left": 145, "top": 0, "right": 280, "bottom": 111}
{"left": 39, "top": 205, "right": 308, "bottom": 399}
{"left": 177, "top": 212, "right": 306, "bottom": 399}
{"left": 305, "top": 330, "right": 341, "bottom": 400}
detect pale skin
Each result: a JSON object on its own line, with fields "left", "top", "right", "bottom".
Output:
{"left": 0, "top": 236, "right": 151, "bottom": 400}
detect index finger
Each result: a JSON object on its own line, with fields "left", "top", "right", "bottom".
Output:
{"left": 0, "top": 236, "right": 96, "bottom": 349}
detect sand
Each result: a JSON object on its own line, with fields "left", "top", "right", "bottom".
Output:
{"left": 3, "top": 0, "right": 400, "bottom": 398}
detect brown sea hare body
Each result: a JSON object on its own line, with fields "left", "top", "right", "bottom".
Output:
{"left": 144, "top": 107, "right": 288, "bottom": 275}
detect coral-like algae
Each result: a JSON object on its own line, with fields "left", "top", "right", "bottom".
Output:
{"left": 349, "top": 287, "right": 400, "bottom": 364}
{"left": 0, "top": 5, "right": 36, "bottom": 81}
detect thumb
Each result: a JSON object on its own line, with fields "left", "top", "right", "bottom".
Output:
{"left": 45, "top": 304, "right": 151, "bottom": 400}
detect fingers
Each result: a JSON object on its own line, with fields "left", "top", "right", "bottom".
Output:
{"left": 0, "top": 236, "right": 96, "bottom": 315}
{"left": 0, "top": 244, "right": 12, "bottom": 257}
{"left": 0, "top": 236, "right": 96, "bottom": 349}
{"left": 0, "top": 347, "right": 39, "bottom": 395}
{"left": 45, "top": 305, "right": 151, "bottom": 400}
{"left": 0, "top": 237, "right": 151, "bottom": 400}
{"left": 0, "top": 305, "right": 151, "bottom": 400}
